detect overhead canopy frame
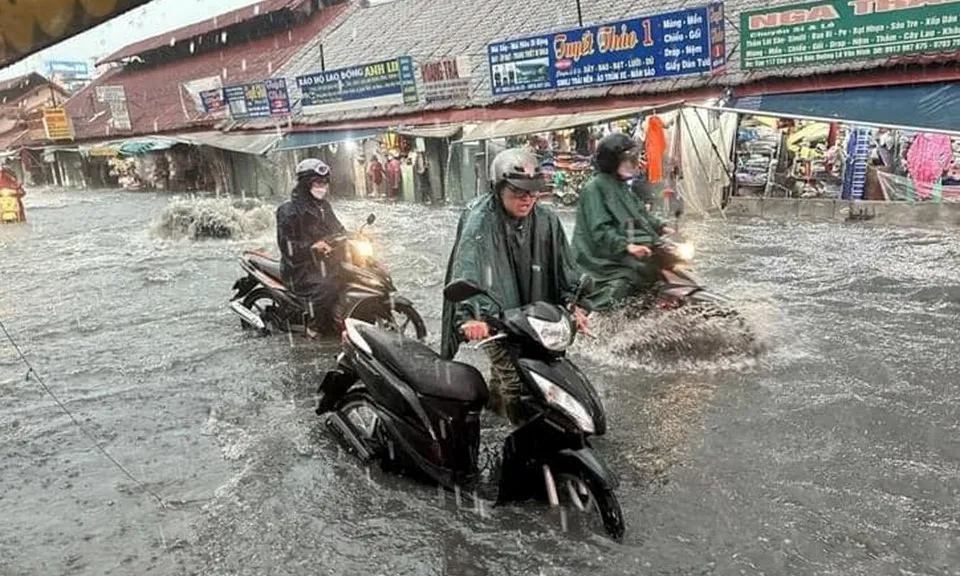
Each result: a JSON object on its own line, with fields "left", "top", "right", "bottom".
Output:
{"left": 455, "top": 101, "right": 686, "bottom": 143}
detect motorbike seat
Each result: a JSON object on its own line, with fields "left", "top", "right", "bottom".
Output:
{"left": 246, "top": 251, "right": 283, "bottom": 281}
{"left": 355, "top": 324, "right": 488, "bottom": 405}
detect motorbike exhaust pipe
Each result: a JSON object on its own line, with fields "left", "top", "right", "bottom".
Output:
{"left": 326, "top": 413, "right": 373, "bottom": 462}
{"left": 229, "top": 301, "right": 266, "bottom": 331}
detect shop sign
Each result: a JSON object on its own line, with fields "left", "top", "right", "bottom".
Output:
{"left": 42, "top": 107, "right": 73, "bottom": 141}
{"left": 264, "top": 78, "right": 292, "bottom": 115}
{"left": 199, "top": 88, "right": 227, "bottom": 114}
{"left": 223, "top": 82, "right": 271, "bottom": 119}
{"left": 486, "top": 3, "right": 726, "bottom": 96}
{"left": 95, "top": 85, "right": 127, "bottom": 103}
{"left": 87, "top": 146, "right": 118, "bottom": 157}
{"left": 740, "top": 0, "right": 960, "bottom": 69}
{"left": 419, "top": 56, "right": 472, "bottom": 102}
{"left": 183, "top": 76, "right": 224, "bottom": 114}
{"left": 108, "top": 100, "right": 132, "bottom": 131}
{"left": 295, "top": 57, "right": 419, "bottom": 115}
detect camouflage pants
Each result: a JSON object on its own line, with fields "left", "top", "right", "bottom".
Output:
{"left": 484, "top": 342, "right": 523, "bottom": 424}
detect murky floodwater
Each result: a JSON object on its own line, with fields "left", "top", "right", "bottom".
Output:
{"left": 2, "top": 188, "right": 959, "bottom": 576}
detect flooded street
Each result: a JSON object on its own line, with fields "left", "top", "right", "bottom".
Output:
{"left": 1, "top": 189, "right": 959, "bottom": 575}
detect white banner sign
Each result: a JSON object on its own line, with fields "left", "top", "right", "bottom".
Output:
{"left": 419, "top": 56, "right": 471, "bottom": 103}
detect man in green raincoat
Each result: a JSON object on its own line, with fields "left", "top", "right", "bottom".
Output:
{"left": 571, "top": 133, "right": 675, "bottom": 311}
{"left": 441, "top": 148, "right": 589, "bottom": 422}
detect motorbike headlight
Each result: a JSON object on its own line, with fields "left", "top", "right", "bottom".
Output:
{"left": 675, "top": 242, "right": 695, "bottom": 261}
{"left": 529, "top": 372, "right": 595, "bottom": 434}
{"left": 351, "top": 239, "right": 374, "bottom": 259}
{"left": 527, "top": 316, "right": 573, "bottom": 352}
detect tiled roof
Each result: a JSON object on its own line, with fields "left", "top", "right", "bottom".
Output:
{"left": 0, "top": 73, "right": 67, "bottom": 103}
{"left": 65, "top": 3, "right": 348, "bottom": 141}
{"left": 98, "top": 0, "right": 306, "bottom": 64}
{"left": 226, "top": 0, "right": 960, "bottom": 129}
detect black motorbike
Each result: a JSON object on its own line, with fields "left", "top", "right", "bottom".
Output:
{"left": 646, "top": 238, "right": 734, "bottom": 314}
{"left": 316, "top": 276, "right": 625, "bottom": 541}
{"left": 229, "top": 213, "right": 427, "bottom": 339}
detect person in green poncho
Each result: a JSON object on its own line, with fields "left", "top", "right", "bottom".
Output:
{"left": 440, "top": 148, "right": 590, "bottom": 422}
{"left": 571, "top": 133, "right": 675, "bottom": 311}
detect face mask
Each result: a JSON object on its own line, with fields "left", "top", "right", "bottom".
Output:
{"left": 310, "top": 183, "right": 328, "bottom": 200}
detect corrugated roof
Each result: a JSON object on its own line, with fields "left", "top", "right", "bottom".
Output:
{"left": 227, "top": 0, "right": 960, "bottom": 130}
{"left": 98, "top": 0, "right": 307, "bottom": 64}
{"left": 65, "top": 3, "right": 348, "bottom": 141}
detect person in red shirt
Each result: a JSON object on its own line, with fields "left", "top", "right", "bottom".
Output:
{"left": 368, "top": 156, "right": 384, "bottom": 197}
{"left": 386, "top": 154, "right": 402, "bottom": 200}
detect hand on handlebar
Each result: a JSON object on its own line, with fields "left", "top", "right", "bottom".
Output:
{"left": 627, "top": 244, "right": 652, "bottom": 259}
{"left": 312, "top": 240, "right": 333, "bottom": 256}
{"left": 461, "top": 320, "right": 490, "bottom": 342}
{"left": 572, "top": 305, "right": 592, "bottom": 337}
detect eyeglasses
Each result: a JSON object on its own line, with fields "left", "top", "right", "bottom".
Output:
{"left": 506, "top": 186, "right": 538, "bottom": 198}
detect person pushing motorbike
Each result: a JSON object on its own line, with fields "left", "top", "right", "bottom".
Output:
{"left": 571, "top": 133, "right": 675, "bottom": 311}
{"left": 440, "top": 148, "right": 589, "bottom": 423}
{"left": 276, "top": 158, "right": 346, "bottom": 336}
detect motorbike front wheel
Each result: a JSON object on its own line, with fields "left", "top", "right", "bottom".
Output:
{"left": 346, "top": 296, "right": 427, "bottom": 340}
{"left": 240, "top": 288, "right": 283, "bottom": 334}
{"left": 552, "top": 461, "right": 625, "bottom": 542}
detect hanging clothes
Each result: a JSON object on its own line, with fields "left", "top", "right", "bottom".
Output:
{"left": 906, "top": 132, "right": 953, "bottom": 200}
{"left": 353, "top": 155, "right": 368, "bottom": 198}
{"left": 401, "top": 158, "right": 416, "bottom": 203}
{"left": 645, "top": 115, "right": 667, "bottom": 183}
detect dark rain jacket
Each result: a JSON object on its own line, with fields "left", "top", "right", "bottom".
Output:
{"left": 276, "top": 186, "right": 346, "bottom": 295}
{"left": 571, "top": 172, "right": 667, "bottom": 311}
{"left": 440, "top": 192, "right": 581, "bottom": 360}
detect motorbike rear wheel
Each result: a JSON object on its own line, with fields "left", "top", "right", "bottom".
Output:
{"left": 240, "top": 288, "right": 283, "bottom": 334}
{"left": 346, "top": 296, "right": 427, "bottom": 340}
{"left": 552, "top": 463, "right": 625, "bottom": 542}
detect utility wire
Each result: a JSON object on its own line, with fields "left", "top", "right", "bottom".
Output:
{"left": 0, "top": 317, "right": 182, "bottom": 509}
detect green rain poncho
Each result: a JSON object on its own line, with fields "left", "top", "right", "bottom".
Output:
{"left": 440, "top": 192, "right": 582, "bottom": 360}
{"left": 571, "top": 172, "right": 667, "bottom": 311}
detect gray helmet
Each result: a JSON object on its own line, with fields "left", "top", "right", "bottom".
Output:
{"left": 295, "top": 158, "right": 330, "bottom": 182}
{"left": 488, "top": 148, "right": 545, "bottom": 192}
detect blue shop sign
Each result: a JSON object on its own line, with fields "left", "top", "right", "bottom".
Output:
{"left": 295, "top": 57, "right": 419, "bottom": 115}
{"left": 223, "top": 82, "right": 271, "bottom": 119}
{"left": 487, "top": 3, "right": 726, "bottom": 96}
{"left": 199, "top": 88, "right": 226, "bottom": 114}
{"left": 264, "top": 78, "right": 291, "bottom": 115}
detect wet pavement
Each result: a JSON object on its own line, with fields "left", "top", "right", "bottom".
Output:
{"left": 1, "top": 188, "right": 958, "bottom": 576}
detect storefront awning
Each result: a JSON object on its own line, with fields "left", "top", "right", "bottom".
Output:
{"left": 274, "top": 129, "right": 383, "bottom": 152}
{"left": 455, "top": 106, "right": 665, "bottom": 143}
{"left": 393, "top": 124, "right": 462, "bottom": 139}
{"left": 719, "top": 82, "right": 960, "bottom": 136}
{"left": 118, "top": 139, "right": 177, "bottom": 155}
{"left": 172, "top": 131, "right": 282, "bottom": 156}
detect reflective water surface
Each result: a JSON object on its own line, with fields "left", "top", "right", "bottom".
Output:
{"left": 1, "top": 189, "right": 958, "bottom": 575}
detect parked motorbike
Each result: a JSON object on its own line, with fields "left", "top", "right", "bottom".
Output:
{"left": 316, "top": 275, "right": 625, "bottom": 541}
{"left": 229, "top": 213, "right": 427, "bottom": 339}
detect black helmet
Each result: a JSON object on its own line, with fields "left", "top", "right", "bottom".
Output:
{"left": 596, "top": 133, "right": 638, "bottom": 175}
{"left": 295, "top": 158, "right": 330, "bottom": 183}
{"left": 489, "top": 148, "right": 545, "bottom": 193}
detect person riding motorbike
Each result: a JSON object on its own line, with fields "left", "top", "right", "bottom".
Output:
{"left": 440, "top": 148, "right": 589, "bottom": 423}
{"left": 276, "top": 158, "right": 346, "bottom": 336}
{"left": 571, "top": 133, "right": 675, "bottom": 311}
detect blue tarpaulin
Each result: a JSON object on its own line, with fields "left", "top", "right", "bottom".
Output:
{"left": 274, "top": 129, "right": 383, "bottom": 152}
{"left": 118, "top": 139, "right": 177, "bottom": 156}
{"left": 726, "top": 82, "right": 960, "bottom": 135}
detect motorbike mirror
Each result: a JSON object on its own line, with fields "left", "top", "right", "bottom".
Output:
{"left": 366, "top": 213, "right": 376, "bottom": 226}
{"left": 443, "top": 279, "right": 488, "bottom": 303}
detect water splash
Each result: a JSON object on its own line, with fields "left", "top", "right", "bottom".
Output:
{"left": 152, "top": 196, "right": 274, "bottom": 240}
{"left": 577, "top": 298, "right": 781, "bottom": 374}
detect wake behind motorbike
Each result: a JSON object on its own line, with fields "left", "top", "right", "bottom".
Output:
{"left": 229, "top": 213, "right": 427, "bottom": 339}
{"left": 316, "top": 276, "right": 625, "bottom": 541}
{"left": 646, "top": 237, "right": 735, "bottom": 315}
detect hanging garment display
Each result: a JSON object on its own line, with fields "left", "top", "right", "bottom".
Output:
{"left": 645, "top": 115, "right": 667, "bottom": 183}
{"left": 841, "top": 127, "right": 871, "bottom": 200}
{"left": 401, "top": 158, "right": 416, "bottom": 203}
{"left": 353, "top": 154, "right": 368, "bottom": 198}
{"left": 906, "top": 132, "right": 953, "bottom": 200}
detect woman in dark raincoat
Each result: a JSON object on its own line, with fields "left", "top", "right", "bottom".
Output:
{"left": 571, "top": 133, "right": 674, "bottom": 311}
{"left": 276, "top": 158, "right": 346, "bottom": 334}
